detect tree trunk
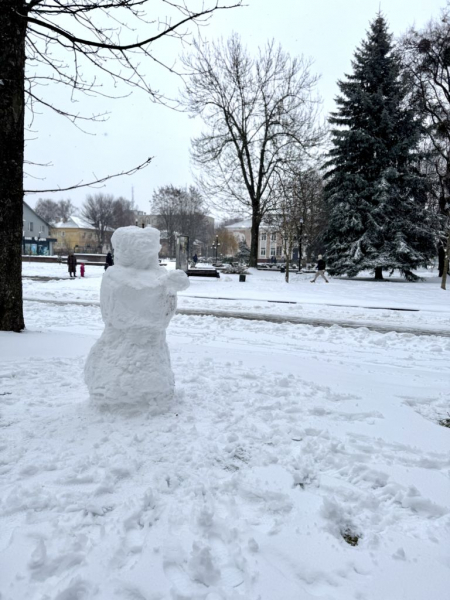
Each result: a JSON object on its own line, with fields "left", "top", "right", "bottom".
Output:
{"left": 374, "top": 267, "right": 383, "bottom": 280}
{"left": 0, "top": 1, "right": 27, "bottom": 331}
{"left": 441, "top": 230, "right": 450, "bottom": 291}
{"left": 438, "top": 243, "right": 445, "bottom": 277}
{"left": 249, "top": 210, "right": 261, "bottom": 268}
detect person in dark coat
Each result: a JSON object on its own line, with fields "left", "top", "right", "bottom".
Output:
{"left": 193, "top": 253, "right": 198, "bottom": 266}
{"left": 67, "top": 253, "right": 77, "bottom": 278}
{"left": 105, "top": 252, "right": 114, "bottom": 270}
{"left": 311, "top": 254, "right": 329, "bottom": 283}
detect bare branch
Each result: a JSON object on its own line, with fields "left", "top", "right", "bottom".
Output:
{"left": 24, "top": 157, "right": 153, "bottom": 193}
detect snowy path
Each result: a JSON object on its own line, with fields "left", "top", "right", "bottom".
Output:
{"left": 23, "top": 296, "right": 450, "bottom": 338}
{"left": 0, "top": 299, "right": 449, "bottom": 600}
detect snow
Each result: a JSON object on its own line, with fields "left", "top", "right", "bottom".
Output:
{"left": 85, "top": 227, "right": 189, "bottom": 408}
{"left": 22, "top": 261, "right": 450, "bottom": 333}
{"left": 52, "top": 215, "right": 97, "bottom": 230}
{"left": 1, "top": 261, "right": 449, "bottom": 599}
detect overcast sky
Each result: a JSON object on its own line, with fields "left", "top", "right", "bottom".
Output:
{"left": 25, "top": 0, "right": 446, "bottom": 215}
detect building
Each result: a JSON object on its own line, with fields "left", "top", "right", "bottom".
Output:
{"left": 22, "top": 201, "right": 56, "bottom": 255}
{"left": 51, "top": 216, "right": 112, "bottom": 254}
{"left": 225, "top": 219, "right": 289, "bottom": 263}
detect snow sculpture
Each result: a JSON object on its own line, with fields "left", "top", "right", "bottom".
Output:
{"left": 85, "top": 226, "right": 189, "bottom": 409}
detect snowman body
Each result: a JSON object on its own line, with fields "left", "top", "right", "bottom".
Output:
{"left": 84, "top": 226, "right": 189, "bottom": 408}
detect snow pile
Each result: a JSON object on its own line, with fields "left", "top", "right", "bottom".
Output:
{"left": 84, "top": 226, "right": 189, "bottom": 409}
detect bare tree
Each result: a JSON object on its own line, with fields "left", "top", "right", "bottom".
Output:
{"left": 291, "top": 168, "right": 327, "bottom": 263}
{"left": 151, "top": 185, "right": 186, "bottom": 258}
{"left": 266, "top": 165, "right": 327, "bottom": 282}
{"left": 151, "top": 185, "right": 210, "bottom": 257}
{"left": 34, "top": 197, "right": 75, "bottom": 224}
{"left": 111, "top": 197, "right": 137, "bottom": 229}
{"left": 82, "top": 193, "right": 115, "bottom": 250}
{"left": 58, "top": 199, "right": 76, "bottom": 223}
{"left": 216, "top": 227, "right": 238, "bottom": 256}
{"left": 177, "top": 186, "right": 212, "bottom": 252}
{"left": 0, "top": 0, "right": 242, "bottom": 332}
{"left": 182, "top": 34, "right": 324, "bottom": 267}
{"left": 265, "top": 181, "right": 297, "bottom": 283}
{"left": 34, "top": 198, "right": 59, "bottom": 224}
{"left": 401, "top": 9, "right": 450, "bottom": 287}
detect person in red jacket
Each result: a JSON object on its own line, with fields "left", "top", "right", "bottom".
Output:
{"left": 80, "top": 263, "right": 85, "bottom": 278}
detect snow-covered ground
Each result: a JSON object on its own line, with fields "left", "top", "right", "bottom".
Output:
{"left": 0, "top": 263, "right": 449, "bottom": 599}
{"left": 22, "top": 261, "right": 450, "bottom": 333}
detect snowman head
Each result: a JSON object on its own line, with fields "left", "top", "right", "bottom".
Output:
{"left": 112, "top": 226, "right": 161, "bottom": 270}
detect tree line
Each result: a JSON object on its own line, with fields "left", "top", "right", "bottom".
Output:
{"left": 34, "top": 185, "right": 213, "bottom": 258}
{"left": 180, "top": 11, "right": 450, "bottom": 284}
{"left": 35, "top": 195, "right": 137, "bottom": 250}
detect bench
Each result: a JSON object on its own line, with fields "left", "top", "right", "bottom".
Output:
{"left": 187, "top": 269, "right": 220, "bottom": 278}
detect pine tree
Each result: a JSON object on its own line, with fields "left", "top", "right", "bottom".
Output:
{"left": 324, "top": 15, "right": 436, "bottom": 280}
{"left": 237, "top": 240, "right": 251, "bottom": 263}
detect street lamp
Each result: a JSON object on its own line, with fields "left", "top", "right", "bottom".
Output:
{"left": 298, "top": 218, "right": 304, "bottom": 272}
{"left": 212, "top": 235, "right": 221, "bottom": 265}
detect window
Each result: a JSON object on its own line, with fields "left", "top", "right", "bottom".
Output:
{"left": 276, "top": 246, "right": 282, "bottom": 256}
{"left": 271, "top": 233, "right": 276, "bottom": 242}
{"left": 270, "top": 248, "right": 276, "bottom": 256}
{"left": 260, "top": 247, "right": 266, "bottom": 257}
{"left": 29, "top": 222, "right": 34, "bottom": 232}
{"left": 260, "top": 233, "right": 267, "bottom": 241}
{"left": 61, "top": 231, "right": 65, "bottom": 237}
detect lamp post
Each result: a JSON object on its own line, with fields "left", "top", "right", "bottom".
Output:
{"left": 212, "top": 235, "right": 221, "bottom": 265}
{"left": 298, "top": 218, "right": 304, "bottom": 272}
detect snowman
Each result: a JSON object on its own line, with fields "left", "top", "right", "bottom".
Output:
{"left": 85, "top": 226, "right": 189, "bottom": 409}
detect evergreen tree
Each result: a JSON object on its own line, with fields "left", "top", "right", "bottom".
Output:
{"left": 324, "top": 15, "right": 436, "bottom": 280}
{"left": 237, "top": 240, "right": 251, "bottom": 263}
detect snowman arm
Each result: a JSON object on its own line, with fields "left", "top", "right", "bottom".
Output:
{"left": 167, "top": 270, "right": 190, "bottom": 292}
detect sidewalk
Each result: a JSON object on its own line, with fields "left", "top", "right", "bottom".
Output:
{"left": 23, "top": 297, "right": 449, "bottom": 338}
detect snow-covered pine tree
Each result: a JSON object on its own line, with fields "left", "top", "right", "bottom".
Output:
{"left": 324, "top": 15, "right": 436, "bottom": 280}
{"left": 237, "top": 240, "right": 251, "bottom": 263}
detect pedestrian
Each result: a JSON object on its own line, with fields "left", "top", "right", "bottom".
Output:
{"left": 67, "top": 253, "right": 77, "bottom": 278}
{"left": 311, "top": 254, "right": 329, "bottom": 283}
{"left": 105, "top": 252, "right": 114, "bottom": 270}
{"left": 193, "top": 253, "right": 198, "bottom": 267}
{"left": 80, "top": 263, "right": 85, "bottom": 278}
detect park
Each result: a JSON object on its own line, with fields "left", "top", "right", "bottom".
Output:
{"left": 1, "top": 0, "right": 450, "bottom": 598}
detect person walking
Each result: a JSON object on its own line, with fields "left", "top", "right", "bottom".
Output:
{"left": 311, "top": 254, "right": 329, "bottom": 283}
{"left": 67, "top": 253, "right": 77, "bottom": 278}
{"left": 105, "top": 252, "right": 114, "bottom": 270}
{"left": 80, "top": 263, "right": 85, "bottom": 278}
{"left": 193, "top": 253, "right": 198, "bottom": 267}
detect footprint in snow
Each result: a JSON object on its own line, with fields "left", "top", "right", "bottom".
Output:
{"left": 163, "top": 540, "right": 244, "bottom": 594}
